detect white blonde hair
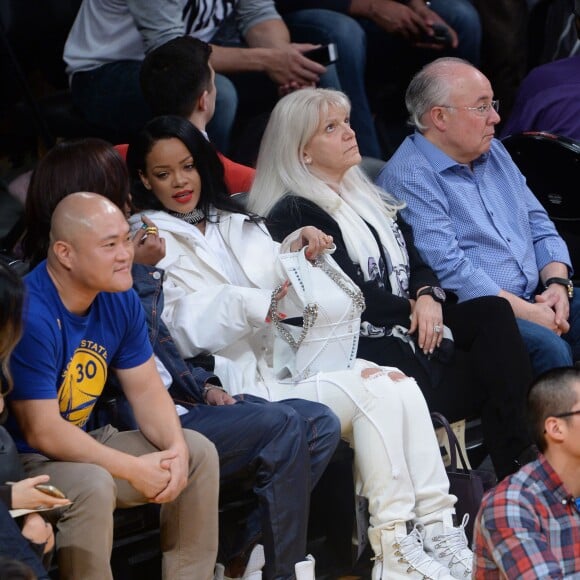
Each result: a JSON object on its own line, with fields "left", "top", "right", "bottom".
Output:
{"left": 247, "top": 88, "right": 402, "bottom": 219}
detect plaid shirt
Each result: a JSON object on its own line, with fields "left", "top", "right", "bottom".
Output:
{"left": 473, "top": 455, "right": 580, "bottom": 578}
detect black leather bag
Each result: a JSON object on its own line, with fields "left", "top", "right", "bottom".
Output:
{"left": 431, "top": 412, "right": 493, "bottom": 544}
{"left": 0, "top": 425, "right": 25, "bottom": 484}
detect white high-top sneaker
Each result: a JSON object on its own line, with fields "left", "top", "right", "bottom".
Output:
{"left": 422, "top": 512, "right": 473, "bottom": 579}
{"left": 214, "top": 563, "right": 225, "bottom": 580}
{"left": 295, "top": 554, "right": 315, "bottom": 580}
{"left": 241, "top": 544, "right": 265, "bottom": 580}
{"left": 372, "top": 522, "right": 455, "bottom": 580}
{"left": 213, "top": 544, "right": 265, "bottom": 580}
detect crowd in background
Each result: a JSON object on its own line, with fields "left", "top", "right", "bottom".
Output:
{"left": 1, "top": 1, "right": 580, "bottom": 579}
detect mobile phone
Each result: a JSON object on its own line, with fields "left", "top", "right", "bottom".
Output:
{"left": 35, "top": 484, "right": 67, "bottom": 499}
{"left": 420, "top": 23, "right": 452, "bottom": 47}
{"left": 304, "top": 43, "right": 338, "bottom": 66}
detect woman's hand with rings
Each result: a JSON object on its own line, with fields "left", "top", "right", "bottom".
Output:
{"left": 295, "top": 226, "right": 334, "bottom": 260}
{"left": 134, "top": 215, "right": 159, "bottom": 243}
{"left": 409, "top": 292, "right": 444, "bottom": 354}
{"left": 132, "top": 215, "right": 166, "bottom": 266}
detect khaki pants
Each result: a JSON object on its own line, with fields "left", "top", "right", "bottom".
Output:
{"left": 20, "top": 425, "right": 219, "bottom": 580}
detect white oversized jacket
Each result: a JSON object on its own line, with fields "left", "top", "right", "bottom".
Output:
{"left": 129, "top": 209, "right": 301, "bottom": 398}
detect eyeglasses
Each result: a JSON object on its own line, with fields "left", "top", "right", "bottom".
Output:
{"left": 553, "top": 409, "right": 580, "bottom": 419}
{"left": 439, "top": 100, "right": 500, "bottom": 116}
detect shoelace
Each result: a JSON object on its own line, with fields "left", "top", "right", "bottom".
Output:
{"left": 432, "top": 514, "right": 472, "bottom": 574}
{"left": 396, "top": 525, "right": 451, "bottom": 576}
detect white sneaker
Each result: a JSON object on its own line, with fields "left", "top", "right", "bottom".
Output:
{"left": 242, "top": 544, "right": 265, "bottom": 580}
{"left": 214, "top": 563, "right": 225, "bottom": 580}
{"left": 373, "top": 522, "right": 455, "bottom": 579}
{"left": 214, "top": 544, "right": 265, "bottom": 580}
{"left": 295, "top": 554, "right": 315, "bottom": 580}
{"left": 423, "top": 513, "right": 473, "bottom": 578}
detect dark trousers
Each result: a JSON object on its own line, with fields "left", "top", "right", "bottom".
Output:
{"left": 0, "top": 502, "right": 50, "bottom": 579}
{"left": 178, "top": 395, "right": 340, "bottom": 580}
{"left": 359, "top": 296, "right": 533, "bottom": 480}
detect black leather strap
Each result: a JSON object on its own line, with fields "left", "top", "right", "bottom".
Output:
{"left": 544, "top": 277, "right": 574, "bottom": 299}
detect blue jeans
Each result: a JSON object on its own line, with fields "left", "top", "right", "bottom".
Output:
{"left": 208, "top": 74, "right": 238, "bottom": 154}
{"left": 429, "top": 0, "right": 481, "bottom": 65}
{"left": 0, "top": 502, "right": 50, "bottom": 579}
{"left": 517, "top": 293, "right": 580, "bottom": 376}
{"left": 69, "top": 10, "right": 382, "bottom": 158}
{"left": 283, "top": 5, "right": 480, "bottom": 159}
{"left": 180, "top": 395, "right": 340, "bottom": 580}
{"left": 362, "top": 0, "right": 480, "bottom": 84}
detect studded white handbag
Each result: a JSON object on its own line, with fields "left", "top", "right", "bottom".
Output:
{"left": 270, "top": 247, "right": 365, "bottom": 382}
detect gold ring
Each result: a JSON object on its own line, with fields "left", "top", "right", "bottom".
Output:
{"left": 145, "top": 227, "right": 158, "bottom": 235}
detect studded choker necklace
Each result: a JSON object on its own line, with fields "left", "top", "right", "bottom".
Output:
{"left": 167, "top": 207, "right": 205, "bottom": 225}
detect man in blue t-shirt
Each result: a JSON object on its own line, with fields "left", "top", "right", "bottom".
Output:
{"left": 6, "top": 192, "right": 220, "bottom": 580}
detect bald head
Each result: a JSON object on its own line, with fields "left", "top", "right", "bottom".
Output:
{"left": 46, "top": 192, "right": 134, "bottom": 305}
{"left": 406, "top": 57, "right": 490, "bottom": 132}
{"left": 423, "top": 56, "right": 478, "bottom": 78}
{"left": 427, "top": 58, "right": 488, "bottom": 98}
{"left": 50, "top": 192, "right": 123, "bottom": 245}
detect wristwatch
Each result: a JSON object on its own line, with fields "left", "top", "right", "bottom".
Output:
{"left": 417, "top": 286, "right": 447, "bottom": 304}
{"left": 544, "top": 277, "right": 574, "bottom": 299}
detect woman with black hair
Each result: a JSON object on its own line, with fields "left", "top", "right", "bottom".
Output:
{"left": 126, "top": 114, "right": 475, "bottom": 580}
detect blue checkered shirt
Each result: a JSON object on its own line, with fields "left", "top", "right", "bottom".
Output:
{"left": 377, "top": 133, "right": 572, "bottom": 302}
{"left": 473, "top": 455, "right": 580, "bottom": 578}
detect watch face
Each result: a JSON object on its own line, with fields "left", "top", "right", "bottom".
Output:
{"left": 418, "top": 286, "right": 446, "bottom": 302}
{"left": 433, "top": 287, "right": 446, "bottom": 301}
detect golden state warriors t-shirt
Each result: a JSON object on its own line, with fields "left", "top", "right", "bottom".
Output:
{"left": 7, "top": 261, "right": 153, "bottom": 453}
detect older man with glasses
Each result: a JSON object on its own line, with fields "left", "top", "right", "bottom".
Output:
{"left": 377, "top": 56, "right": 580, "bottom": 378}
{"left": 472, "top": 366, "right": 580, "bottom": 578}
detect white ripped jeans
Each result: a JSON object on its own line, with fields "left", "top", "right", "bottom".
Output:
{"left": 267, "top": 359, "right": 456, "bottom": 557}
